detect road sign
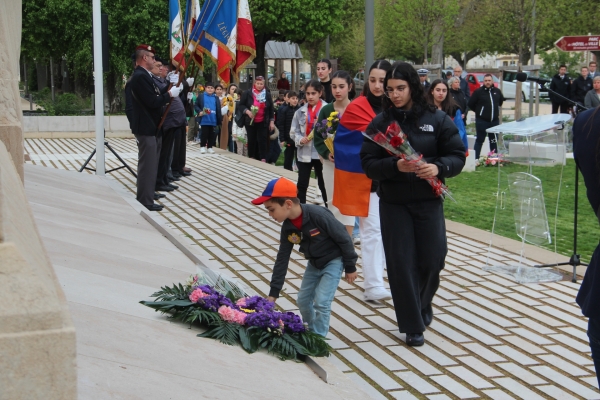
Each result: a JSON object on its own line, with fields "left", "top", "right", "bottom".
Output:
{"left": 554, "top": 36, "right": 600, "bottom": 51}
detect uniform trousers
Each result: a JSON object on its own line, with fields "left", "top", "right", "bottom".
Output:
{"left": 380, "top": 198, "right": 447, "bottom": 333}
{"left": 171, "top": 125, "right": 187, "bottom": 173}
{"left": 359, "top": 192, "right": 386, "bottom": 292}
{"left": 135, "top": 134, "right": 160, "bottom": 206}
{"left": 157, "top": 127, "right": 177, "bottom": 187}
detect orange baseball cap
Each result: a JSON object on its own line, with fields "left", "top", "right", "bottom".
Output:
{"left": 251, "top": 177, "right": 298, "bottom": 205}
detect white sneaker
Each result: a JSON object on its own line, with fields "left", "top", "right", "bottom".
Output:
{"left": 314, "top": 193, "right": 324, "bottom": 205}
{"left": 353, "top": 236, "right": 361, "bottom": 245}
{"left": 200, "top": 147, "right": 206, "bottom": 154}
{"left": 364, "top": 288, "right": 392, "bottom": 302}
{"left": 208, "top": 148, "right": 215, "bottom": 154}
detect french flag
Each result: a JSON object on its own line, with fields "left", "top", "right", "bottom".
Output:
{"left": 234, "top": 0, "right": 256, "bottom": 77}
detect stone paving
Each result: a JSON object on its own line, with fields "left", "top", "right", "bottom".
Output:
{"left": 25, "top": 137, "right": 600, "bottom": 400}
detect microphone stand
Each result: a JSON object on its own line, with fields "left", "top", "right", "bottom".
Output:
{"left": 527, "top": 81, "right": 589, "bottom": 282}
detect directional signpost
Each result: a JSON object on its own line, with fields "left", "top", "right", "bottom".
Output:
{"left": 554, "top": 35, "right": 600, "bottom": 51}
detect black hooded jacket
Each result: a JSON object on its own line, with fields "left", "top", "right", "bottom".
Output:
{"left": 468, "top": 85, "right": 505, "bottom": 122}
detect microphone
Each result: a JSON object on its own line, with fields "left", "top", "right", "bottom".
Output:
{"left": 515, "top": 72, "right": 550, "bottom": 84}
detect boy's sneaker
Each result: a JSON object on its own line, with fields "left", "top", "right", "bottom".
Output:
{"left": 353, "top": 236, "right": 361, "bottom": 245}
{"left": 200, "top": 147, "right": 206, "bottom": 154}
{"left": 208, "top": 148, "right": 215, "bottom": 154}
{"left": 364, "top": 288, "right": 392, "bottom": 302}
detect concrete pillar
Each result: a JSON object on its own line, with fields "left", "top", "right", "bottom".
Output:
{"left": 0, "top": 0, "right": 25, "bottom": 181}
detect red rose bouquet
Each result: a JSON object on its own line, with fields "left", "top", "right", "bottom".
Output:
{"left": 363, "top": 121, "right": 455, "bottom": 201}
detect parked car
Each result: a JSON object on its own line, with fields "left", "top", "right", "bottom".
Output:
{"left": 502, "top": 70, "right": 548, "bottom": 101}
{"left": 353, "top": 70, "right": 365, "bottom": 92}
{"left": 466, "top": 73, "right": 499, "bottom": 95}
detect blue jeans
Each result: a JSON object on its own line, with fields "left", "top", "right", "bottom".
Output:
{"left": 589, "top": 317, "right": 600, "bottom": 389}
{"left": 297, "top": 257, "right": 344, "bottom": 337}
{"left": 353, "top": 217, "right": 360, "bottom": 239}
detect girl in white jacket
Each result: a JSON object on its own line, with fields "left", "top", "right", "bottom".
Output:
{"left": 291, "top": 80, "right": 328, "bottom": 204}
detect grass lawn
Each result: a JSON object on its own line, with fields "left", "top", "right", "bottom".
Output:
{"left": 444, "top": 159, "right": 599, "bottom": 263}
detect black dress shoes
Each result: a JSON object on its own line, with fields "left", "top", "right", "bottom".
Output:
{"left": 172, "top": 172, "right": 183, "bottom": 179}
{"left": 178, "top": 170, "right": 191, "bottom": 177}
{"left": 145, "top": 203, "right": 164, "bottom": 212}
{"left": 168, "top": 183, "right": 179, "bottom": 190}
{"left": 155, "top": 192, "right": 166, "bottom": 198}
{"left": 168, "top": 175, "right": 180, "bottom": 182}
{"left": 406, "top": 333, "right": 425, "bottom": 347}
{"left": 156, "top": 185, "right": 175, "bottom": 192}
{"left": 422, "top": 304, "right": 433, "bottom": 327}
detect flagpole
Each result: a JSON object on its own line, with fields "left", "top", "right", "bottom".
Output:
{"left": 92, "top": 0, "right": 105, "bottom": 175}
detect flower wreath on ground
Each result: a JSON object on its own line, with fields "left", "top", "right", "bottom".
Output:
{"left": 477, "top": 150, "right": 510, "bottom": 167}
{"left": 140, "top": 274, "right": 331, "bottom": 361}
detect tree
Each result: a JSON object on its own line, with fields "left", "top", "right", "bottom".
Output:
{"left": 539, "top": 50, "right": 583, "bottom": 77}
{"left": 248, "top": 0, "right": 346, "bottom": 76}
{"left": 376, "top": 0, "right": 459, "bottom": 63}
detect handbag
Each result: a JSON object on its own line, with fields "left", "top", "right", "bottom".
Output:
{"left": 234, "top": 101, "right": 245, "bottom": 128}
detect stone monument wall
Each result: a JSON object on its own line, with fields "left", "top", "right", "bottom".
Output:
{"left": 0, "top": 0, "right": 24, "bottom": 181}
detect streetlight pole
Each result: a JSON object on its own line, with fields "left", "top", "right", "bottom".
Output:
{"left": 529, "top": 0, "right": 536, "bottom": 117}
{"left": 365, "top": 0, "right": 374, "bottom": 71}
{"left": 92, "top": 0, "right": 105, "bottom": 175}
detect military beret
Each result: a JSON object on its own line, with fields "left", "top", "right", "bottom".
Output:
{"left": 135, "top": 44, "right": 156, "bottom": 54}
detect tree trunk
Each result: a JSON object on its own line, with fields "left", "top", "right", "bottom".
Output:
{"left": 254, "top": 33, "right": 270, "bottom": 78}
{"left": 306, "top": 40, "right": 321, "bottom": 78}
{"left": 431, "top": 22, "right": 444, "bottom": 66}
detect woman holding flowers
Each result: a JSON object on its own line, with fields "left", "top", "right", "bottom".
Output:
{"left": 337, "top": 60, "right": 393, "bottom": 302}
{"left": 239, "top": 76, "right": 275, "bottom": 161}
{"left": 360, "top": 62, "right": 466, "bottom": 346}
{"left": 291, "top": 79, "right": 328, "bottom": 204}
{"left": 314, "top": 70, "right": 356, "bottom": 235}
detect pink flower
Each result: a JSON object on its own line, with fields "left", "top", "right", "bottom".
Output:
{"left": 491, "top": 160, "right": 497, "bottom": 165}
{"left": 189, "top": 288, "right": 208, "bottom": 303}
{"left": 218, "top": 306, "right": 247, "bottom": 324}
{"left": 236, "top": 298, "right": 247, "bottom": 307}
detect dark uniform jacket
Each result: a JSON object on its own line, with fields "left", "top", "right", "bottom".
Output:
{"left": 459, "top": 77, "right": 471, "bottom": 104}
{"left": 468, "top": 86, "right": 505, "bottom": 122}
{"left": 571, "top": 75, "right": 593, "bottom": 105}
{"left": 270, "top": 204, "right": 358, "bottom": 298}
{"left": 126, "top": 66, "right": 171, "bottom": 136}
{"left": 361, "top": 107, "right": 466, "bottom": 205}
{"left": 549, "top": 74, "right": 572, "bottom": 105}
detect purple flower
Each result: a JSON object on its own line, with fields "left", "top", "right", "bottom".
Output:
{"left": 191, "top": 284, "right": 235, "bottom": 312}
{"left": 280, "top": 312, "right": 306, "bottom": 333}
{"left": 242, "top": 296, "right": 276, "bottom": 313}
{"left": 245, "top": 310, "right": 283, "bottom": 330}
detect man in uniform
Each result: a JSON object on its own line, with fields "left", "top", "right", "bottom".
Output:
{"left": 417, "top": 69, "right": 430, "bottom": 90}
{"left": 126, "top": 44, "right": 183, "bottom": 211}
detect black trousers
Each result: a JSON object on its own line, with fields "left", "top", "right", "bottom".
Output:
{"left": 283, "top": 141, "right": 297, "bottom": 171}
{"left": 171, "top": 125, "right": 187, "bottom": 173}
{"left": 246, "top": 120, "right": 269, "bottom": 160}
{"left": 157, "top": 127, "right": 177, "bottom": 187}
{"left": 135, "top": 134, "right": 160, "bottom": 206}
{"left": 551, "top": 102, "right": 569, "bottom": 114}
{"left": 296, "top": 159, "right": 327, "bottom": 204}
{"left": 380, "top": 199, "right": 447, "bottom": 333}
{"left": 474, "top": 118, "right": 499, "bottom": 159}
{"left": 200, "top": 125, "right": 216, "bottom": 148}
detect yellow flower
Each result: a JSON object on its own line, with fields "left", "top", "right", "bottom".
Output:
{"left": 327, "top": 121, "right": 332, "bottom": 128}
{"left": 240, "top": 308, "right": 256, "bottom": 313}
{"left": 330, "top": 111, "right": 339, "bottom": 117}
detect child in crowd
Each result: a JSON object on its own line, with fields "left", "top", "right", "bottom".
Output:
{"left": 194, "top": 82, "right": 222, "bottom": 154}
{"left": 231, "top": 87, "right": 247, "bottom": 156}
{"left": 291, "top": 80, "right": 327, "bottom": 204}
{"left": 252, "top": 177, "right": 357, "bottom": 337}
{"left": 278, "top": 91, "right": 299, "bottom": 171}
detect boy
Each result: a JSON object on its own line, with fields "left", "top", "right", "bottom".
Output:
{"left": 252, "top": 177, "right": 357, "bottom": 337}
{"left": 194, "top": 82, "right": 222, "bottom": 154}
{"left": 278, "top": 91, "right": 300, "bottom": 171}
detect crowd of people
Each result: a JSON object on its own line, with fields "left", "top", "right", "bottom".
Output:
{"left": 549, "top": 62, "right": 600, "bottom": 114}
{"left": 124, "top": 42, "right": 599, "bottom": 366}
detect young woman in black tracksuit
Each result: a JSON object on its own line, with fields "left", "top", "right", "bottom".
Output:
{"left": 361, "top": 62, "right": 466, "bottom": 347}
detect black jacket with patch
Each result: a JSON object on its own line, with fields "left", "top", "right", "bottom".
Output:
{"left": 571, "top": 75, "right": 593, "bottom": 105}
{"left": 468, "top": 86, "right": 505, "bottom": 122}
{"left": 270, "top": 204, "right": 357, "bottom": 298}
{"left": 549, "top": 74, "right": 572, "bottom": 105}
{"left": 125, "top": 66, "right": 171, "bottom": 136}
{"left": 361, "top": 107, "right": 466, "bottom": 205}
